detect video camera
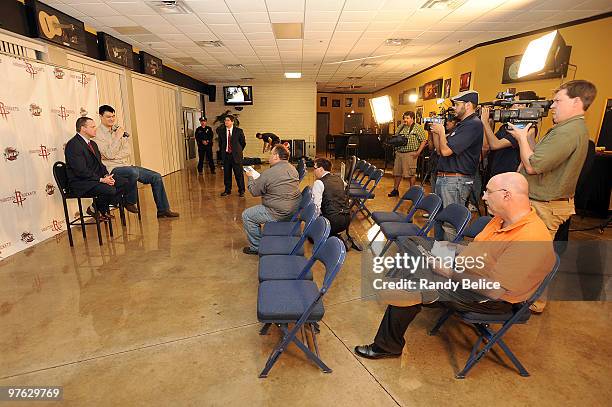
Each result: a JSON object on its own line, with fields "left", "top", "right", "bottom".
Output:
{"left": 480, "top": 90, "right": 552, "bottom": 129}
{"left": 423, "top": 107, "right": 456, "bottom": 131}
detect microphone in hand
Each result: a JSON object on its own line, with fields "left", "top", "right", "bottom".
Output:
{"left": 112, "top": 124, "right": 130, "bottom": 138}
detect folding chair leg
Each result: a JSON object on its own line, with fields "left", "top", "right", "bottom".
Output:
{"left": 429, "top": 309, "right": 454, "bottom": 336}
{"left": 495, "top": 337, "right": 530, "bottom": 377}
{"left": 379, "top": 240, "right": 393, "bottom": 257}
{"left": 309, "top": 323, "right": 321, "bottom": 358}
{"left": 61, "top": 198, "right": 73, "bottom": 247}
{"left": 368, "top": 229, "right": 381, "bottom": 248}
{"left": 259, "top": 323, "right": 272, "bottom": 335}
{"left": 77, "top": 198, "right": 86, "bottom": 239}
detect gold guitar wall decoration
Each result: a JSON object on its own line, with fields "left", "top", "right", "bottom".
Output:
{"left": 27, "top": 0, "right": 87, "bottom": 53}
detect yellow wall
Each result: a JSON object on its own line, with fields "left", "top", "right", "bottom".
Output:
{"left": 374, "top": 16, "right": 612, "bottom": 141}
{"left": 317, "top": 93, "right": 373, "bottom": 134}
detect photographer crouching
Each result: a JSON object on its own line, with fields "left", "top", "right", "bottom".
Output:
{"left": 429, "top": 91, "right": 483, "bottom": 241}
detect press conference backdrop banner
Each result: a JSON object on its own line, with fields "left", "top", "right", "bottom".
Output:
{"left": 0, "top": 55, "right": 98, "bottom": 260}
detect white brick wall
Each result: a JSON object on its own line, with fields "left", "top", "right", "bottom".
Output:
{"left": 204, "top": 81, "right": 317, "bottom": 159}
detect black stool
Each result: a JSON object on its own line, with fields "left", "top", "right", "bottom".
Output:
{"left": 53, "top": 161, "right": 114, "bottom": 246}
{"left": 345, "top": 135, "right": 359, "bottom": 158}
{"left": 326, "top": 134, "right": 336, "bottom": 158}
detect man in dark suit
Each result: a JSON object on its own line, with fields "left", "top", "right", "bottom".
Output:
{"left": 218, "top": 114, "right": 246, "bottom": 197}
{"left": 195, "top": 116, "right": 215, "bottom": 174}
{"left": 64, "top": 117, "right": 128, "bottom": 220}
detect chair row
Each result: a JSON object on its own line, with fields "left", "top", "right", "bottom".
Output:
{"left": 347, "top": 159, "right": 384, "bottom": 224}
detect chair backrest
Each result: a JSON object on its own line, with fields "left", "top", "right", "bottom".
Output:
{"left": 363, "top": 168, "right": 383, "bottom": 194}
{"left": 290, "top": 202, "right": 317, "bottom": 254}
{"left": 526, "top": 254, "right": 560, "bottom": 305}
{"left": 347, "top": 135, "right": 359, "bottom": 146}
{"left": 344, "top": 155, "right": 357, "bottom": 184}
{"left": 414, "top": 193, "right": 442, "bottom": 235}
{"left": 463, "top": 215, "right": 493, "bottom": 239}
{"left": 355, "top": 162, "right": 371, "bottom": 184}
{"left": 358, "top": 165, "right": 377, "bottom": 190}
{"left": 393, "top": 185, "right": 424, "bottom": 212}
{"left": 313, "top": 237, "right": 347, "bottom": 289}
{"left": 290, "top": 186, "right": 313, "bottom": 222}
{"left": 434, "top": 203, "right": 472, "bottom": 243}
{"left": 352, "top": 159, "right": 365, "bottom": 179}
{"left": 304, "top": 217, "right": 331, "bottom": 255}
{"left": 52, "top": 161, "right": 69, "bottom": 197}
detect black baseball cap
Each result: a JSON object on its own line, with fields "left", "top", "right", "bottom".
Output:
{"left": 451, "top": 90, "right": 479, "bottom": 105}
{"left": 199, "top": 117, "right": 207, "bottom": 121}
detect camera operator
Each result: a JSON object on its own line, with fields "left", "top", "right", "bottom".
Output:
{"left": 388, "top": 111, "right": 427, "bottom": 197}
{"left": 430, "top": 91, "right": 483, "bottom": 241}
{"left": 507, "top": 80, "right": 596, "bottom": 238}
{"left": 425, "top": 116, "right": 459, "bottom": 197}
{"left": 481, "top": 91, "right": 538, "bottom": 178}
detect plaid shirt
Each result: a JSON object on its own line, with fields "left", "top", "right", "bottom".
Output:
{"left": 395, "top": 123, "right": 426, "bottom": 153}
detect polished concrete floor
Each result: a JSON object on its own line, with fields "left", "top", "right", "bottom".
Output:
{"left": 0, "top": 162, "right": 610, "bottom": 406}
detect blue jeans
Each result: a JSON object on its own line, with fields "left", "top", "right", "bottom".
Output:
{"left": 434, "top": 175, "right": 474, "bottom": 241}
{"left": 242, "top": 205, "right": 280, "bottom": 250}
{"left": 112, "top": 166, "right": 170, "bottom": 212}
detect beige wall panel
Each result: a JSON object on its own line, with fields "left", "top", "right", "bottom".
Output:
{"left": 180, "top": 89, "right": 201, "bottom": 109}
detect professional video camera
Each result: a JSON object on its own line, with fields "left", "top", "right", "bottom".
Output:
{"left": 423, "top": 107, "right": 456, "bottom": 131}
{"left": 480, "top": 90, "right": 552, "bottom": 128}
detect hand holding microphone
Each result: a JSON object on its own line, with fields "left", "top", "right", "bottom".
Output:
{"left": 111, "top": 124, "right": 130, "bottom": 138}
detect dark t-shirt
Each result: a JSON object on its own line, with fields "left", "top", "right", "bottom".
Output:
{"left": 437, "top": 113, "right": 483, "bottom": 175}
{"left": 262, "top": 133, "right": 280, "bottom": 145}
{"left": 487, "top": 125, "right": 520, "bottom": 177}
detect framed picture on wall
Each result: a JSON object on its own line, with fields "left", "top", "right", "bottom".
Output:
{"left": 459, "top": 72, "right": 471, "bottom": 91}
{"left": 416, "top": 106, "right": 423, "bottom": 125}
{"left": 320, "top": 96, "right": 328, "bottom": 107}
{"left": 443, "top": 78, "right": 452, "bottom": 98}
{"left": 332, "top": 99, "right": 340, "bottom": 107}
{"left": 418, "top": 86, "right": 424, "bottom": 99}
{"left": 358, "top": 97, "right": 365, "bottom": 107}
{"left": 345, "top": 98, "right": 353, "bottom": 107}
{"left": 423, "top": 79, "right": 443, "bottom": 100}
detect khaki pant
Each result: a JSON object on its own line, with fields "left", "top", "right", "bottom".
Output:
{"left": 393, "top": 151, "right": 418, "bottom": 178}
{"left": 529, "top": 198, "right": 574, "bottom": 312}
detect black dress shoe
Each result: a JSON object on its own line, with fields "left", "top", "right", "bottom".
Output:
{"left": 354, "top": 344, "right": 401, "bottom": 359}
{"left": 157, "top": 210, "right": 180, "bottom": 218}
{"left": 242, "top": 246, "right": 258, "bottom": 255}
{"left": 221, "top": 191, "right": 231, "bottom": 196}
{"left": 125, "top": 203, "right": 139, "bottom": 213}
{"left": 388, "top": 189, "right": 399, "bottom": 197}
{"left": 239, "top": 192, "right": 245, "bottom": 197}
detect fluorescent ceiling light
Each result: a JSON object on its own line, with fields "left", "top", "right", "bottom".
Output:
{"left": 284, "top": 72, "right": 301, "bottom": 78}
{"left": 370, "top": 95, "right": 393, "bottom": 124}
{"left": 518, "top": 31, "right": 557, "bottom": 78}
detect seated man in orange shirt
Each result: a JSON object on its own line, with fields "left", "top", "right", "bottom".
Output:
{"left": 355, "top": 172, "right": 555, "bottom": 359}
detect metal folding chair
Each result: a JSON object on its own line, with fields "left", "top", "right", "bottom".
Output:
{"left": 369, "top": 185, "right": 424, "bottom": 246}
{"left": 348, "top": 168, "right": 384, "bottom": 223}
{"left": 262, "top": 186, "right": 312, "bottom": 237}
{"left": 463, "top": 215, "right": 493, "bottom": 239}
{"left": 257, "top": 237, "right": 346, "bottom": 377}
{"left": 258, "top": 203, "right": 317, "bottom": 256}
{"left": 428, "top": 255, "right": 560, "bottom": 379}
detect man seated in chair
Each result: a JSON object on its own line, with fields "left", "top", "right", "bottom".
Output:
{"left": 64, "top": 117, "right": 128, "bottom": 220}
{"left": 242, "top": 144, "right": 301, "bottom": 255}
{"left": 354, "top": 172, "right": 555, "bottom": 359}
{"left": 312, "top": 158, "right": 350, "bottom": 237}
{"left": 95, "top": 105, "right": 179, "bottom": 219}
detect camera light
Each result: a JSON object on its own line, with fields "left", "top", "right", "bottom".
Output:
{"left": 518, "top": 31, "right": 557, "bottom": 78}
{"left": 436, "top": 98, "right": 445, "bottom": 105}
{"left": 408, "top": 94, "right": 418, "bottom": 103}
{"left": 370, "top": 95, "right": 393, "bottom": 124}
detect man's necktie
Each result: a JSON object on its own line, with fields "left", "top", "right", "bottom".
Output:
{"left": 86, "top": 141, "right": 95, "bottom": 155}
{"left": 227, "top": 129, "right": 232, "bottom": 153}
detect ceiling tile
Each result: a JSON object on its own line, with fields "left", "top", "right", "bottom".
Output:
{"left": 71, "top": 3, "right": 119, "bottom": 17}
{"left": 339, "top": 11, "right": 375, "bottom": 22}
{"left": 266, "top": 0, "right": 305, "bottom": 12}
{"left": 183, "top": 0, "right": 230, "bottom": 13}
{"left": 197, "top": 13, "right": 237, "bottom": 24}
{"left": 269, "top": 12, "right": 305, "bottom": 23}
{"left": 178, "top": 24, "right": 212, "bottom": 34}
{"left": 186, "top": 32, "right": 219, "bottom": 41}
{"left": 344, "top": 0, "right": 386, "bottom": 11}
{"left": 208, "top": 24, "right": 242, "bottom": 33}
{"left": 233, "top": 13, "right": 270, "bottom": 23}
{"left": 305, "top": 11, "right": 341, "bottom": 23}
{"left": 239, "top": 23, "right": 272, "bottom": 33}
{"left": 246, "top": 32, "right": 276, "bottom": 40}
{"left": 107, "top": 2, "right": 158, "bottom": 15}
{"left": 225, "top": 0, "right": 267, "bottom": 12}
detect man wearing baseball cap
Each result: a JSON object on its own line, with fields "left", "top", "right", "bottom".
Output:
{"left": 429, "top": 90, "right": 484, "bottom": 241}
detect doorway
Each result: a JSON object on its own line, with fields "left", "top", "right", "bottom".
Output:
{"left": 316, "top": 112, "right": 330, "bottom": 154}
{"left": 183, "top": 109, "right": 199, "bottom": 160}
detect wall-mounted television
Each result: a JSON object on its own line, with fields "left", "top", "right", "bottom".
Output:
{"left": 223, "top": 86, "right": 253, "bottom": 105}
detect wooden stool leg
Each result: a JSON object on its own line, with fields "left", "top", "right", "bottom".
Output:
{"left": 77, "top": 198, "right": 86, "bottom": 239}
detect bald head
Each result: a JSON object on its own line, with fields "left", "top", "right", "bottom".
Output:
{"left": 489, "top": 172, "right": 529, "bottom": 198}
{"left": 483, "top": 172, "right": 531, "bottom": 220}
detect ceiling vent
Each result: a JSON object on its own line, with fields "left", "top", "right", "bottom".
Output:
{"left": 146, "top": 1, "right": 192, "bottom": 15}
{"left": 196, "top": 40, "right": 223, "bottom": 48}
{"left": 337, "top": 85, "right": 363, "bottom": 89}
{"left": 360, "top": 63, "right": 378, "bottom": 68}
{"left": 420, "top": 0, "right": 466, "bottom": 10}
{"left": 385, "top": 38, "right": 411, "bottom": 46}
{"left": 346, "top": 76, "right": 363, "bottom": 80}
{"left": 225, "top": 64, "right": 246, "bottom": 70}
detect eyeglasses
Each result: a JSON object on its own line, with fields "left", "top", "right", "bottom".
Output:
{"left": 483, "top": 188, "right": 508, "bottom": 195}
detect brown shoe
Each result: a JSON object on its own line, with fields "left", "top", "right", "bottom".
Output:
{"left": 157, "top": 210, "right": 179, "bottom": 218}
{"left": 86, "top": 206, "right": 106, "bottom": 221}
{"left": 125, "top": 203, "right": 139, "bottom": 213}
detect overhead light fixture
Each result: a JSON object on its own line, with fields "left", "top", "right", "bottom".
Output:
{"left": 272, "top": 23, "right": 303, "bottom": 40}
{"left": 370, "top": 95, "right": 393, "bottom": 124}
{"left": 146, "top": 1, "right": 192, "bottom": 14}
{"left": 518, "top": 30, "right": 572, "bottom": 78}
{"left": 385, "top": 38, "right": 411, "bottom": 47}
{"left": 196, "top": 40, "right": 223, "bottom": 48}
{"left": 225, "top": 64, "right": 246, "bottom": 70}
{"left": 420, "top": 0, "right": 466, "bottom": 10}
{"left": 284, "top": 72, "right": 301, "bottom": 78}
{"left": 408, "top": 94, "right": 418, "bottom": 103}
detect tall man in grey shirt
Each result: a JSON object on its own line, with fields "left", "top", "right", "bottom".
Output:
{"left": 95, "top": 105, "right": 179, "bottom": 218}
{"left": 242, "top": 144, "right": 301, "bottom": 255}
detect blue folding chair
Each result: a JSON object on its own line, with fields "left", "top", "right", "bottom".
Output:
{"left": 463, "top": 215, "right": 493, "bottom": 239}
{"left": 350, "top": 161, "right": 370, "bottom": 188}
{"left": 258, "top": 203, "right": 317, "bottom": 256}
{"left": 262, "top": 186, "right": 312, "bottom": 237}
{"left": 428, "top": 255, "right": 560, "bottom": 379}
{"left": 297, "top": 158, "right": 306, "bottom": 181}
{"left": 258, "top": 217, "right": 330, "bottom": 282}
{"left": 349, "top": 168, "right": 384, "bottom": 223}
{"left": 430, "top": 203, "right": 472, "bottom": 243}
{"left": 377, "top": 193, "right": 442, "bottom": 256}
{"left": 369, "top": 185, "right": 424, "bottom": 246}
{"left": 257, "top": 237, "right": 347, "bottom": 377}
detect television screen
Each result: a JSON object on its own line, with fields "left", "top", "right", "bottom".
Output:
{"left": 224, "top": 86, "right": 253, "bottom": 105}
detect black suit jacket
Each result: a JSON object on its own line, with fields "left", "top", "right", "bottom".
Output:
{"left": 64, "top": 134, "right": 108, "bottom": 196}
{"left": 218, "top": 126, "right": 246, "bottom": 161}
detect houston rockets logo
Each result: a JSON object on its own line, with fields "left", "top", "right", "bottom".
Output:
{"left": 41, "top": 219, "right": 64, "bottom": 232}
{"left": 0, "top": 190, "right": 36, "bottom": 206}
{"left": 29, "top": 145, "right": 57, "bottom": 159}
{"left": 13, "top": 61, "right": 44, "bottom": 78}
{"left": 51, "top": 105, "right": 74, "bottom": 120}
{"left": 53, "top": 67, "right": 65, "bottom": 79}
{"left": 0, "top": 101, "right": 19, "bottom": 120}
{"left": 77, "top": 73, "right": 89, "bottom": 87}
{"left": 3, "top": 147, "right": 19, "bottom": 161}
{"left": 21, "top": 232, "right": 35, "bottom": 243}
{"left": 13, "top": 190, "right": 26, "bottom": 206}
{"left": 30, "top": 103, "right": 42, "bottom": 116}
{"left": 25, "top": 62, "right": 37, "bottom": 79}
{"left": 45, "top": 183, "right": 55, "bottom": 195}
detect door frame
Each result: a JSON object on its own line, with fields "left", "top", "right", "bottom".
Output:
{"left": 316, "top": 112, "right": 330, "bottom": 154}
